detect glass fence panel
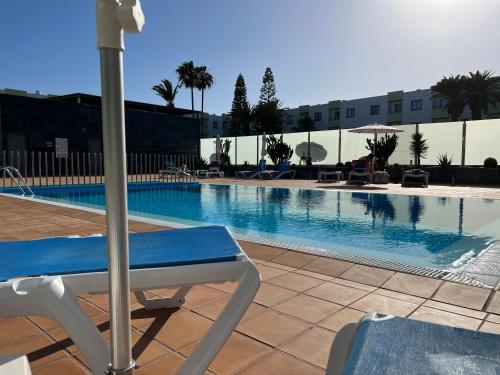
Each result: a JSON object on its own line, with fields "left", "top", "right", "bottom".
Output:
{"left": 200, "top": 138, "right": 215, "bottom": 161}
{"left": 465, "top": 119, "right": 500, "bottom": 165}
{"left": 309, "top": 130, "right": 340, "bottom": 165}
{"left": 282, "top": 132, "right": 309, "bottom": 165}
{"left": 419, "top": 121, "right": 463, "bottom": 165}
{"left": 340, "top": 130, "right": 367, "bottom": 163}
{"left": 390, "top": 124, "right": 415, "bottom": 165}
{"left": 235, "top": 135, "right": 258, "bottom": 165}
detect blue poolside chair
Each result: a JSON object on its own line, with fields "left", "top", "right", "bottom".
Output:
{"left": 347, "top": 159, "right": 373, "bottom": 185}
{"left": 262, "top": 160, "right": 296, "bottom": 180}
{"left": 326, "top": 313, "right": 500, "bottom": 375}
{"left": 0, "top": 226, "right": 260, "bottom": 375}
{"left": 235, "top": 159, "right": 267, "bottom": 179}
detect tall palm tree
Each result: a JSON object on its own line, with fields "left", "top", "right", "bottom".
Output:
{"left": 463, "top": 70, "right": 500, "bottom": 120}
{"left": 151, "top": 79, "right": 179, "bottom": 109}
{"left": 195, "top": 66, "right": 214, "bottom": 138}
{"left": 431, "top": 75, "right": 467, "bottom": 121}
{"left": 176, "top": 61, "right": 197, "bottom": 119}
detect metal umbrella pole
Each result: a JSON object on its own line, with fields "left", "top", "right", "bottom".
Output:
{"left": 96, "top": 1, "right": 144, "bottom": 374}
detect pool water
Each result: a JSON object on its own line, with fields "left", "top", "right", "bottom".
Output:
{"left": 18, "top": 182, "right": 500, "bottom": 270}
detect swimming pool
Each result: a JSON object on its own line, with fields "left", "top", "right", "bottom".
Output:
{"left": 8, "top": 182, "right": 500, "bottom": 270}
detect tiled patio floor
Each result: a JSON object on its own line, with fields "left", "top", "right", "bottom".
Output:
{"left": 1, "top": 195, "right": 500, "bottom": 374}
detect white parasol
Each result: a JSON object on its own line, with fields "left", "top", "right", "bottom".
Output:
{"left": 215, "top": 134, "right": 222, "bottom": 161}
{"left": 348, "top": 122, "right": 403, "bottom": 158}
{"left": 260, "top": 133, "right": 267, "bottom": 159}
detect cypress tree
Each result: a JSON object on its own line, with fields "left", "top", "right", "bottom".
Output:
{"left": 230, "top": 74, "right": 251, "bottom": 136}
{"left": 259, "top": 67, "right": 277, "bottom": 104}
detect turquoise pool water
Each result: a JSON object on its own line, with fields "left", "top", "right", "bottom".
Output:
{"left": 12, "top": 182, "right": 500, "bottom": 270}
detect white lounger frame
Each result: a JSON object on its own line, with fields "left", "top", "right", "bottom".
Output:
{"left": 0, "top": 255, "right": 260, "bottom": 375}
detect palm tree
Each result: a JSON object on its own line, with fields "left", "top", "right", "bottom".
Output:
{"left": 176, "top": 61, "right": 197, "bottom": 119}
{"left": 463, "top": 70, "right": 500, "bottom": 120}
{"left": 195, "top": 66, "right": 214, "bottom": 138}
{"left": 151, "top": 79, "right": 179, "bottom": 109}
{"left": 431, "top": 75, "right": 467, "bottom": 121}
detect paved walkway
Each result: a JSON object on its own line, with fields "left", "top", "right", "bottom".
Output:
{"left": 1, "top": 196, "right": 500, "bottom": 374}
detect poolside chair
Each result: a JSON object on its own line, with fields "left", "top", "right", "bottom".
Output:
{"left": 197, "top": 160, "right": 224, "bottom": 178}
{"left": 235, "top": 159, "right": 266, "bottom": 179}
{"left": 259, "top": 161, "right": 296, "bottom": 180}
{"left": 159, "top": 160, "right": 191, "bottom": 178}
{"left": 402, "top": 169, "right": 429, "bottom": 188}
{"left": 0, "top": 226, "right": 260, "bottom": 375}
{"left": 326, "top": 313, "right": 500, "bottom": 375}
{"left": 347, "top": 159, "right": 373, "bottom": 185}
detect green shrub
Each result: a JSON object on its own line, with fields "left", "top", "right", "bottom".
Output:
{"left": 345, "top": 161, "right": 353, "bottom": 169}
{"left": 437, "top": 153, "right": 453, "bottom": 168}
{"left": 336, "top": 162, "right": 344, "bottom": 167}
{"left": 484, "top": 157, "right": 498, "bottom": 168}
{"left": 266, "top": 135, "right": 293, "bottom": 166}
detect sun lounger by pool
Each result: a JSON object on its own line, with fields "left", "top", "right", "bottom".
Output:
{"left": 347, "top": 160, "right": 373, "bottom": 185}
{"left": 402, "top": 169, "right": 429, "bottom": 187}
{"left": 159, "top": 161, "right": 191, "bottom": 178}
{"left": 259, "top": 161, "right": 296, "bottom": 180}
{"left": 235, "top": 160, "right": 266, "bottom": 179}
{"left": 326, "top": 313, "right": 500, "bottom": 375}
{"left": 0, "top": 226, "right": 260, "bottom": 375}
{"left": 197, "top": 160, "right": 224, "bottom": 178}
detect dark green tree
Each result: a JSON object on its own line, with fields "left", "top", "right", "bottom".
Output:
{"left": 292, "top": 116, "right": 316, "bottom": 132}
{"left": 409, "top": 131, "right": 429, "bottom": 166}
{"left": 431, "top": 75, "right": 467, "bottom": 121}
{"left": 463, "top": 70, "right": 500, "bottom": 120}
{"left": 253, "top": 67, "right": 284, "bottom": 134}
{"left": 195, "top": 65, "right": 214, "bottom": 137}
{"left": 266, "top": 135, "right": 293, "bottom": 166}
{"left": 259, "top": 67, "right": 277, "bottom": 104}
{"left": 176, "top": 61, "right": 197, "bottom": 120}
{"left": 230, "top": 74, "right": 251, "bottom": 136}
{"left": 152, "top": 79, "right": 179, "bottom": 109}
{"left": 365, "top": 134, "right": 399, "bottom": 170}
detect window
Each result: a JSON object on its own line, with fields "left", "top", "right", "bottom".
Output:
{"left": 286, "top": 115, "right": 294, "bottom": 124}
{"left": 389, "top": 101, "right": 402, "bottom": 113}
{"left": 212, "top": 121, "right": 219, "bottom": 129}
{"left": 370, "top": 105, "right": 380, "bottom": 116}
{"left": 346, "top": 108, "right": 356, "bottom": 118}
{"left": 314, "top": 112, "right": 322, "bottom": 121}
{"left": 432, "top": 97, "right": 445, "bottom": 109}
{"left": 411, "top": 99, "right": 423, "bottom": 111}
{"left": 334, "top": 110, "right": 340, "bottom": 120}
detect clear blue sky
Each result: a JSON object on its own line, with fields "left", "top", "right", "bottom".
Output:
{"left": 1, "top": 0, "right": 499, "bottom": 115}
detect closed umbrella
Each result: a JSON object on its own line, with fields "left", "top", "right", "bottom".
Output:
{"left": 261, "top": 133, "right": 267, "bottom": 159}
{"left": 96, "top": 0, "right": 144, "bottom": 374}
{"left": 348, "top": 122, "right": 403, "bottom": 158}
{"left": 215, "top": 134, "right": 222, "bottom": 161}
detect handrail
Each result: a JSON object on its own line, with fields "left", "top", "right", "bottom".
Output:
{"left": 0, "top": 166, "right": 34, "bottom": 196}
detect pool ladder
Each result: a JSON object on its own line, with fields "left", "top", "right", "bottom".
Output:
{"left": 0, "top": 166, "right": 34, "bottom": 197}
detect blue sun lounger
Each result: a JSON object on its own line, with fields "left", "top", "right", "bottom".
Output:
{"left": 0, "top": 226, "right": 260, "bottom": 375}
{"left": 235, "top": 159, "right": 267, "bottom": 179}
{"left": 326, "top": 313, "right": 500, "bottom": 375}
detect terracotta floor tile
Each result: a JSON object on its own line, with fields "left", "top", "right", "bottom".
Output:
{"left": 193, "top": 296, "right": 266, "bottom": 322}
{"left": 27, "top": 316, "right": 61, "bottom": 332}
{"left": 432, "top": 282, "right": 490, "bottom": 310}
{"left": 330, "top": 277, "right": 377, "bottom": 292}
{"left": 0, "top": 334, "right": 67, "bottom": 369}
{"left": 479, "top": 321, "right": 500, "bottom": 334}
{"left": 350, "top": 293, "right": 419, "bottom": 317}
{"left": 243, "top": 245, "right": 287, "bottom": 261}
{"left": 273, "top": 294, "right": 342, "bottom": 323}
{"left": 293, "top": 269, "right": 334, "bottom": 281}
{"left": 339, "top": 264, "right": 394, "bottom": 287}
{"left": 131, "top": 306, "right": 183, "bottom": 330}
{"left": 237, "top": 310, "right": 310, "bottom": 347}
{"left": 280, "top": 327, "right": 336, "bottom": 368}
{"left": 382, "top": 272, "right": 442, "bottom": 298}
{"left": 318, "top": 307, "right": 367, "bottom": 332}
{"left": 253, "top": 283, "right": 298, "bottom": 307}
{"left": 129, "top": 330, "right": 172, "bottom": 366}
{"left": 486, "top": 291, "right": 500, "bottom": 314}
{"left": 84, "top": 292, "right": 141, "bottom": 312}
{"left": 261, "top": 261, "right": 297, "bottom": 272}
{"left": 0, "top": 317, "right": 40, "bottom": 347}
{"left": 305, "top": 282, "right": 369, "bottom": 306}
{"left": 423, "top": 300, "right": 486, "bottom": 320}
{"left": 237, "top": 351, "right": 323, "bottom": 375}
{"left": 271, "top": 252, "right": 318, "bottom": 268}
{"left": 182, "top": 285, "right": 228, "bottom": 309}
{"left": 135, "top": 354, "right": 183, "bottom": 375}
{"left": 180, "top": 332, "right": 271, "bottom": 375}
{"left": 205, "top": 281, "right": 238, "bottom": 294}
{"left": 255, "top": 264, "right": 289, "bottom": 281}
{"left": 149, "top": 311, "right": 212, "bottom": 350}
{"left": 31, "top": 358, "right": 89, "bottom": 375}
{"left": 302, "top": 258, "right": 354, "bottom": 277}
{"left": 410, "top": 306, "right": 482, "bottom": 330}
{"left": 374, "top": 288, "right": 425, "bottom": 305}
{"left": 267, "top": 273, "right": 324, "bottom": 292}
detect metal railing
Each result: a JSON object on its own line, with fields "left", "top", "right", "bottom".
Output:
{"left": 0, "top": 166, "right": 34, "bottom": 196}
{"left": 1, "top": 150, "right": 197, "bottom": 189}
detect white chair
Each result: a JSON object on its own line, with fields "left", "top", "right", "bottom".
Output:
{"left": 0, "top": 226, "right": 260, "bottom": 375}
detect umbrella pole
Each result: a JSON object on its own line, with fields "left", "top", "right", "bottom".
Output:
{"left": 96, "top": 1, "right": 144, "bottom": 374}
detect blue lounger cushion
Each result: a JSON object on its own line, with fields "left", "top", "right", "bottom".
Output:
{"left": 0, "top": 226, "right": 242, "bottom": 282}
{"left": 343, "top": 316, "right": 500, "bottom": 375}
